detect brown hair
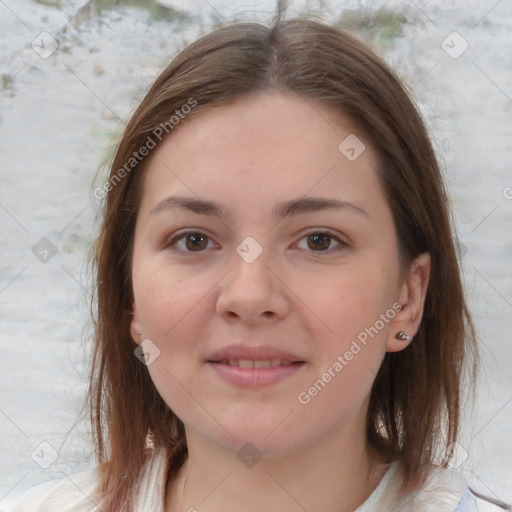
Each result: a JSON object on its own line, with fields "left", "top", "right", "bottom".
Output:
{"left": 86, "top": 16, "right": 478, "bottom": 511}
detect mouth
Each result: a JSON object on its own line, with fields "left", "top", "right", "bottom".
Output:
{"left": 206, "top": 344, "right": 306, "bottom": 387}
{"left": 210, "top": 358, "right": 303, "bottom": 368}
{"left": 206, "top": 344, "right": 304, "bottom": 364}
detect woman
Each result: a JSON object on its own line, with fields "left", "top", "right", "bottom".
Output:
{"left": 3, "top": 16, "right": 508, "bottom": 512}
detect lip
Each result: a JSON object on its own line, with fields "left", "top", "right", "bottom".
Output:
{"left": 206, "top": 344, "right": 306, "bottom": 388}
{"left": 207, "top": 361, "right": 305, "bottom": 387}
{"left": 206, "top": 344, "right": 303, "bottom": 363}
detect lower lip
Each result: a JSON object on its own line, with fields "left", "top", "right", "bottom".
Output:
{"left": 207, "top": 362, "right": 305, "bottom": 387}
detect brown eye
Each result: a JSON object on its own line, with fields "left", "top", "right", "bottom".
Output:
{"left": 184, "top": 233, "right": 209, "bottom": 251}
{"left": 307, "top": 233, "right": 331, "bottom": 251}
{"left": 165, "top": 231, "right": 213, "bottom": 253}
{"left": 297, "top": 231, "right": 347, "bottom": 253}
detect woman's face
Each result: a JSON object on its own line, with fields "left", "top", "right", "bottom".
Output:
{"left": 131, "top": 91, "right": 428, "bottom": 456}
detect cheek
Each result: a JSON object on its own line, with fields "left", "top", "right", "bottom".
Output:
{"left": 132, "top": 260, "right": 221, "bottom": 393}
{"left": 134, "top": 264, "right": 217, "bottom": 427}
{"left": 312, "top": 262, "right": 397, "bottom": 335}
{"left": 134, "top": 258, "right": 211, "bottom": 338}
{"left": 302, "top": 259, "right": 398, "bottom": 387}
{"left": 292, "top": 270, "right": 395, "bottom": 426}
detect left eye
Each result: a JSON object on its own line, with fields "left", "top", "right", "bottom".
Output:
{"left": 164, "top": 230, "right": 346, "bottom": 254}
{"left": 296, "top": 231, "right": 346, "bottom": 253}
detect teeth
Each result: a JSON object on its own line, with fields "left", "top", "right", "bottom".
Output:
{"left": 253, "top": 360, "right": 271, "bottom": 368}
{"left": 218, "top": 359, "right": 295, "bottom": 368}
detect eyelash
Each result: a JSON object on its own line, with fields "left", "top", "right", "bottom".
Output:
{"left": 163, "top": 230, "right": 348, "bottom": 256}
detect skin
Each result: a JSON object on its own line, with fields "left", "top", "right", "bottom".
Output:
{"left": 130, "top": 91, "right": 431, "bottom": 512}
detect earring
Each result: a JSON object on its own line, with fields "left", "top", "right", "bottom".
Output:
{"left": 136, "top": 329, "right": 142, "bottom": 335}
{"left": 395, "top": 331, "right": 411, "bottom": 341}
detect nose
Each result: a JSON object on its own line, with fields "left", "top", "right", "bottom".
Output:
{"left": 216, "top": 244, "right": 290, "bottom": 324}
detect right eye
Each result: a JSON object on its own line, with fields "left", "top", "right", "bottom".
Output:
{"left": 163, "top": 231, "right": 217, "bottom": 254}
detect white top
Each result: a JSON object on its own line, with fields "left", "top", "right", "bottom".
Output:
{"left": 0, "top": 447, "right": 500, "bottom": 511}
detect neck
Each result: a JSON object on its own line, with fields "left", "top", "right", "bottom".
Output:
{"left": 165, "top": 424, "right": 389, "bottom": 512}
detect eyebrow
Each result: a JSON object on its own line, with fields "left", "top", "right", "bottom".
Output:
{"left": 149, "top": 195, "right": 368, "bottom": 219}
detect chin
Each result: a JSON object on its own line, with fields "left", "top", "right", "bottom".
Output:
{"left": 193, "top": 415, "right": 312, "bottom": 459}
{"left": 221, "top": 433, "right": 299, "bottom": 459}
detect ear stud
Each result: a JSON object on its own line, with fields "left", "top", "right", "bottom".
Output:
{"left": 136, "top": 329, "right": 142, "bottom": 335}
{"left": 395, "top": 331, "right": 411, "bottom": 341}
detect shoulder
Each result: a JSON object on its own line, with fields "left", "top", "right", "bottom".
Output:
{"left": 0, "top": 466, "right": 101, "bottom": 512}
{"left": 358, "top": 462, "right": 509, "bottom": 512}
{"left": 422, "top": 468, "right": 509, "bottom": 512}
{"left": 1, "top": 447, "right": 171, "bottom": 512}
{"left": 411, "top": 465, "right": 509, "bottom": 511}
{"left": 460, "top": 488, "right": 512, "bottom": 512}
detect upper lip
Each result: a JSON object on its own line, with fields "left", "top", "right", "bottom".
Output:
{"left": 207, "top": 344, "right": 304, "bottom": 362}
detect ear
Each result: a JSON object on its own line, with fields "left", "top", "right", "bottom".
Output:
{"left": 130, "top": 301, "right": 143, "bottom": 345}
{"left": 386, "top": 252, "right": 431, "bottom": 353}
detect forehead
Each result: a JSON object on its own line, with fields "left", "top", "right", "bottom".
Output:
{"left": 138, "top": 91, "right": 386, "bottom": 222}
{"left": 167, "top": 91, "right": 372, "bottom": 161}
